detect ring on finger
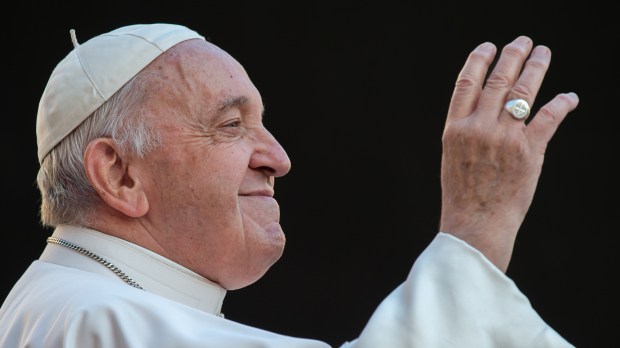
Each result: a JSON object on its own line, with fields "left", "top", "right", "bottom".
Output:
{"left": 504, "top": 98, "right": 530, "bottom": 120}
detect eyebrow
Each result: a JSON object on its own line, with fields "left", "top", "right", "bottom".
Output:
{"left": 217, "top": 96, "right": 248, "bottom": 112}
{"left": 215, "top": 95, "right": 266, "bottom": 119}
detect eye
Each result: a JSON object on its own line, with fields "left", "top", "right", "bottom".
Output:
{"left": 223, "top": 120, "right": 241, "bottom": 128}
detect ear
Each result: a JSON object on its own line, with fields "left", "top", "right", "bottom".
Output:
{"left": 83, "top": 139, "right": 149, "bottom": 218}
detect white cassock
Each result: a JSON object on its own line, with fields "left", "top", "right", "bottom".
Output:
{"left": 0, "top": 225, "right": 574, "bottom": 347}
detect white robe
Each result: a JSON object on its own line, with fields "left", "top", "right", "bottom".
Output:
{"left": 0, "top": 225, "right": 574, "bottom": 347}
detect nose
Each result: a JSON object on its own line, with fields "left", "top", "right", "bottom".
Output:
{"left": 249, "top": 127, "right": 291, "bottom": 177}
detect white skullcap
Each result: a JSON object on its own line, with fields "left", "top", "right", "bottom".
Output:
{"left": 36, "top": 23, "right": 205, "bottom": 163}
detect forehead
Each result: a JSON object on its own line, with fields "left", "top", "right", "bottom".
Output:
{"left": 144, "top": 39, "right": 262, "bottom": 118}
{"left": 164, "top": 39, "right": 238, "bottom": 77}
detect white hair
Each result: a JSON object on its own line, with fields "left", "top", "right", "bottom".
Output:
{"left": 36, "top": 72, "right": 161, "bottom": 227}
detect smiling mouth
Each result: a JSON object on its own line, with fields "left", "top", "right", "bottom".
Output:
{"left": 239, "top": 190, "right": 274, "bottom": 198}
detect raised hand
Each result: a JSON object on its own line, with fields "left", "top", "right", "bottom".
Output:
{"left": 439, "top": 36, "right": 579, "bottom": 272}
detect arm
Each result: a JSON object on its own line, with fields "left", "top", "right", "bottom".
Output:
{"left": 341, "top": 233, "right": 574, "bottom": 348}
{"left": 342, "top": 36, "right": 578, "bottom": 347}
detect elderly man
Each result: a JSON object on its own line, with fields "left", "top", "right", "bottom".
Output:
{"left": 0, "top": 23, "right": 577, "bottom": 347}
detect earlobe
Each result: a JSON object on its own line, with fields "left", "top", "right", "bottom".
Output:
{"left": 83, "top": 139, "right": 149, "bottom": 218}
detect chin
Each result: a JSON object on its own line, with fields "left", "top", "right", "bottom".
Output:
{"left": 256, "top": 223, "right": 286, "bottom": 269}
{"left": 227, "top": 227, "right": 285, "bottom": 290}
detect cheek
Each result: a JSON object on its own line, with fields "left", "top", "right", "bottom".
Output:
{"left": 147, "top": 152, "right": 244, "bottom": 222}
{"left": 172, "top": 145, "right": 248, "bottom": 192}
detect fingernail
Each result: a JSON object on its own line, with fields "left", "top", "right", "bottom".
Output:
{"left": 477, "top": 42, "right": 495, "bottom": 52}
{"left": 533, "top": 45, "right": 551, "bottom": 57}
{"left": 567, "top": 92, "right": 579, "bottom": 100}
{"left": 516, "top": 36, "right": 533, "bottom": 46}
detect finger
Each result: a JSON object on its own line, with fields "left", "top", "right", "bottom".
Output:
{"left": 446, "top": 42, "right": 496, "bottom": 123}
{"left": 526, "top": 92, "right": 579, "bottom": 148}
{"left": 500, "top": 45, "right": 552, "bottom": 124}
{"left": 477, "top": 36, "right": 533, "bottom": 120}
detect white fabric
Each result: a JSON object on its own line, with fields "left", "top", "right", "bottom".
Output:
{"left": 38, "top": 225, "right": 226, "bottom": 315}
{"left": 36, "top": 23, "right": 204, "bottom": 162}
{"left": 0, "top": 225, "right": 574, "bottom": 347}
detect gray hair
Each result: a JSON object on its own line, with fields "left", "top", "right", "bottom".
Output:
{"left": 36, "top": 72, "right": 161, "bottom": 227}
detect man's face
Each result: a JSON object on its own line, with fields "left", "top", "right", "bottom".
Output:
{"left": 136, "top": 39, "right": 291, "bottom": 290}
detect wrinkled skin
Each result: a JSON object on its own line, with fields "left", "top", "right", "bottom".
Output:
{"left": 439, "top": 36, "right": 579, "bottom": 271}
{"left": 85, "top": 39, "right": 291, "bottom": 290}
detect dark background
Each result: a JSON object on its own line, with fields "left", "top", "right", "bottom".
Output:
{"left": 2, "top": 1, "right": 618, "bottom": 346}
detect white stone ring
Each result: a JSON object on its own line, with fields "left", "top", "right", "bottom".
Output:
{"left": 504, "top": 98, "right": 530, "bottom": 120}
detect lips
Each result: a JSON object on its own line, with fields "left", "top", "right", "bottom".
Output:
{"left": 238, "top": 189, "right": 274, "bottom": 198}
{"left": 239, "top": 195, "right": 277, "bottom": 205}
{"left": 238, "top": 190, "right": 278, "bottom": 208}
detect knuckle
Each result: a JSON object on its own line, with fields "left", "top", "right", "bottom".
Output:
{"left": 454, "top": 73, "right": 477, "bottom": 89}
{"left": 442, "top": 123, "right": 459, "bottom": 143}
{"left": 502, "top": 43, "right": 529, "bottom": 58}
{"left": 525, "top": 56, "right": 549, "bottom": 71}
{"left": 485, "top": 73, "right": 512, "bottom": 91}
{"left": 443, "top": 121, "right": 487, "bottom": 145}
{"left": 537, "top": 104, "right": 559, "bottom": 124}
{"left": 510, "top": 84, "right": 534, "bottom": 101}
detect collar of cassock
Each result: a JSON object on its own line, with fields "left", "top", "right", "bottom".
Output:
{"left": 39, "top": 224, "right": 227, "bottom": 316}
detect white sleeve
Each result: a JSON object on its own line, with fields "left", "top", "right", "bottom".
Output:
{"left": 340, "top": 232, "right": 574, "bottom": 348}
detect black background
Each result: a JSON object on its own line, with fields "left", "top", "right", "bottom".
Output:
{"left": 2, "top": 1, "right": 618, "bottom": 347}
